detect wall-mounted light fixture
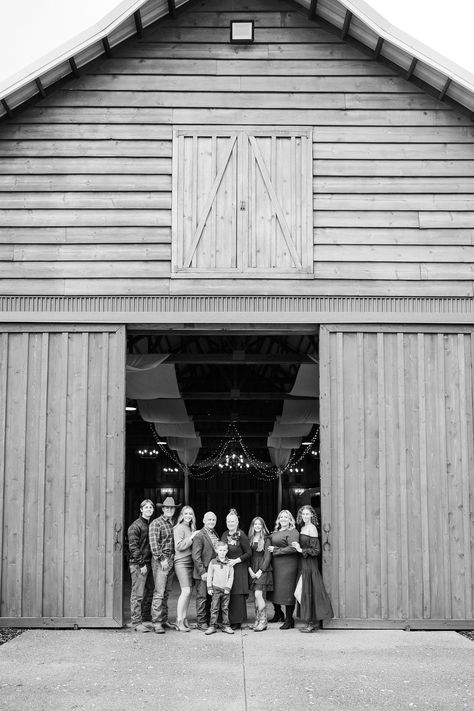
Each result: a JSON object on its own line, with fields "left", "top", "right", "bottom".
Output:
{"left": 230, "top": 20, "right": 254, "bottom": 44}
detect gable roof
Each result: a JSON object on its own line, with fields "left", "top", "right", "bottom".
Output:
{"left": 1, "top": 0, "right": 474, "bottom": 120}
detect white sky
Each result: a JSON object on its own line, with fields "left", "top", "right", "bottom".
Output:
{"left": 0, "top": 0, "right": 473, "bottom": 90}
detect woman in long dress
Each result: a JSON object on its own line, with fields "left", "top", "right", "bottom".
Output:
{"left": 292, "top": 505, "right": 334, "bottom": 632}
{"left": 173, "top": 505, "right": 198, "bottom": 631}
{"left": 267, "top": 510, "right": 299, "bottom": 630}
{"left": 220, "top": 508, "right": 251, "bottom": 629}
{"left": 247, "top": 516, "right": 273, "bottom": 632}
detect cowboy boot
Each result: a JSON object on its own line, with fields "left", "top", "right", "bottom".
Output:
{"left": 280, "top": 604, "right": 295, "bottom": 630}
{"left": 269, "top": 604, "right": 284, "bottom": 623}
{"left": 250, "top": 603, "right": 260, "bottom": 630}
{"left": 254, "top": 608, "right": 267, "bottom": 632}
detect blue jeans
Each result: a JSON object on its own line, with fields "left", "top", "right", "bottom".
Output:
{"left": 151, "top": 558, "right": 175, "bottom": 624}
{"left": 129, "top": 563, "right": 153, "bottom": 625}
{"left": 210, "top": 590, "right": 230, "bottom": 627}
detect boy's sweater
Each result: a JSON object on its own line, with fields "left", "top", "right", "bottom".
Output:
{"left": 207, "top": 556, "right": 234, "bottom": 593}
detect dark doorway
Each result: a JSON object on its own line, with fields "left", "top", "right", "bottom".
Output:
{"left": 124, "top": 328, "right": 320, "bottom": 535}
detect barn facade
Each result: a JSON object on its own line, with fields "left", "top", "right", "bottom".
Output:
{"left": 1, "top": 0, "right": 474, "bottom": 629}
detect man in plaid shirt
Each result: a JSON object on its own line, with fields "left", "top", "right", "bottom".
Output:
{"left": 149, "top": 496, "right": 180, "bottom": 634}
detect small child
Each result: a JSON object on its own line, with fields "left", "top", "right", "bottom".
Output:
{"left": 205, "top": 541, "right": 235, "bottom": 635}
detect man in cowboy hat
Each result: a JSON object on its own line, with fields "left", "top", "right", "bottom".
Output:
{"left": 149, "top": 496, "right": 181, "bottom": 634}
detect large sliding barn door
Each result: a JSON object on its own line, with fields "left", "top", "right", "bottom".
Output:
{"left": 0, "top": 326, "right": 125, "bottom": 627}
{"left": 172, "top": 128, "right": 313, "bottom": 276}
{"left": 320, "top": 325, "right": 474, "bottom": 629}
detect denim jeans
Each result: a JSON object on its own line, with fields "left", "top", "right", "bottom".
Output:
{"left": 129, "top": 563, "right": 154, "bottom": 626}
{"left": 151, "top": 558, "right": 175, "bottom": 624}
{"left": 210, "top": 590, "right": 230, "bottom": 627}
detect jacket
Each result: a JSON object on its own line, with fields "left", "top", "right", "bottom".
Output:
{"left": 192, "top": 528, "right": 218, "bottom": 580}
{"left": 127, "top": 516, "right": 152, "bottom": 566}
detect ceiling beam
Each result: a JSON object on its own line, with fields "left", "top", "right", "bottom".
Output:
{"left": 181, "top": 392, "right": 318, "bottom": 400}
{"left": 165, "top": 353, "right": 315, "bottom": 364}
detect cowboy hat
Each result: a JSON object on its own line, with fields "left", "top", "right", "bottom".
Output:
{"left": 156, "top": 496, "right": 181, "bottom": 508}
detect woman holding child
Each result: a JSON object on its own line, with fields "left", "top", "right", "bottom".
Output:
{"left": 220, "top": 508, "right": 251, "bottom": 629}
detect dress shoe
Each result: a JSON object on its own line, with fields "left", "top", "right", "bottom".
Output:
{"left": 300, "top": 624, "right": 317, "bottom": 633}
{"left": 197, "top": 623, "right": 209, "bottom": 631}
{"left": 133, "top": 623, "right": 151, "bottom": 633}
{"left": 230, "top": 623, "right": 241, "bottom": 630}
{"left": 221, "top": 626, "right": 235, "bottom": 634}
{"left": 153, "top": 623, "right": 165, "bottom": 634}
{"left": 205, "top": 626, "right": 217, "bottom": 635}
{"left": 162, "top": 621, "right": 177, "bottom": 630}
{"left": 280, "top": 619, "right": 294, "bottom": 630}
{"left": 142, "top": 621, "right": 154, "bottom": 630}
{"left": 269, "top": 610, "right": 285, "bottom": 623}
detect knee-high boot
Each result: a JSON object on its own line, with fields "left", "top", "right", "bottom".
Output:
{"left": 269, "top": 603, "right": 284, "bottom": 623}
{"left": 280, "top": 604, "right": 295, "bottom": 630}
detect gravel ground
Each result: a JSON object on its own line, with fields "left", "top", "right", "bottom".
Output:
{"left": 0, "top": 629, "right": 25, "bottom": 646}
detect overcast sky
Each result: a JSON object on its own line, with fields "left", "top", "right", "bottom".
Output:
{"left": 0, "top": 0, "right": 473, "bottom": 90}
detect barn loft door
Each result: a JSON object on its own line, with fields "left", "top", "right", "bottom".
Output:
{"left": 320, "top": 326, "right": 474, "bottom": 629}
{"left": 172, "top": 128, "right": 313, "bottom": 276}
{"left": 0, "top": 326, "right": 125, "bottom": 628}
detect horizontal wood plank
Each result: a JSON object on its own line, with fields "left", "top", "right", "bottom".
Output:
{"left": 314, "top": 160, "right": 474, "bottom": 176}
{"left": 315, "top": 228, "right": 474, "bottom": 245}
{"left": 315, "top": 143, "right": 474, "bottom": 160}
{"left": 314, "top": 245, "right": 474, "bottom": 263}
{"left": 14, "top": 108, "right": 467, "bottom": 126}
{"left": 112, "top": 42, "right": 365, "bottom": 59}
{"left": 0, "top": 227, "right": 170, "bottom": 243}
{"left": 0, "top": 140, "right": 172, "bottom": 157}
{"left": 0, "top": 124, "right": 173, "bottom": 140}
{"left": 0, "top": 210, "right": 171, "bottom": 227}
{"left": 0, "top": 262, "right": 171, "bottom": 278}
{"left": 9, "top": 244, "right": 170, "bottom": 261}
{"left": 0, "top": 158, "right": 170, "bottom": 174}
{"left": 314, "top": 195, "right": 474, "bottom": 211}
{"left": 0, "top": 175, "right": 171, "bottom": 191}
{"left": 419, "top": 212, "right": 474, "bottom": 228}
{"left": 0, "top": 193, "right": 170, "bottom": 209}
{"left": 143, "top": 27, "right": 339, "bottom": 42}
{"left": 88, "top": 57, "right": 396, "bottom": 76}
{"left": 314, "top": 177, "right": 474, "bottom": 194}
{"left": 313, "top": 262, "right": 474, "bottom": 280}
{"left": 312, "top": 126, "right": 474, "bottom": 142}
{"left": 314, "top": 212, "right": 420, "bottom": 227}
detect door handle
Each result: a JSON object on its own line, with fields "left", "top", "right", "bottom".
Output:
{"left": 114, "top": 522, "right": 122, "bottom": 551}
{"left": 322, "top": 522, "right": 331, "bottom": 551}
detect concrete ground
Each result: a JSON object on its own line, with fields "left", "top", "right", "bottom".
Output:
{"left": 1, "top": 583, "right": 473, "bottom": 711}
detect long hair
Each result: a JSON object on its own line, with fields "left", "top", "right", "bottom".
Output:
{"left": 248, "top": 516, "right": 269, "bottom": 552}
{"left": 274, "top": 509, "right": 296, "bottom": 531}
{"left": 296, "top": 505, "right": 319, "bottom": 529}
{"left": 176, "top": 505, "right": 196, "bottom": 531}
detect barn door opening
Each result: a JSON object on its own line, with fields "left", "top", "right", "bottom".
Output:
{"left": 123, "top": 327, "right": 321, "bottom": 624}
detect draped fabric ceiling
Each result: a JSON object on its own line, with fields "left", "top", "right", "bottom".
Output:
{"left": 126, "top": 355, "right": 318, "bottom": 470}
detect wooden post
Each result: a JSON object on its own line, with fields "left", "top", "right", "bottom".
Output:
{"left": 184, "top": 468, "right": 189, "bottom": 505}
{"left": 277, "top": 470, "right": 282, "bottom": 512}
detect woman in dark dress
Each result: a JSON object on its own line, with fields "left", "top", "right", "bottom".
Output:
{"left": 221, "top": 509, "right": 251, "bottom": 629}
{"left": 292, "top": 505, "right": 334, "bottom": 632}
{"left": 248, "top": 516, "right": 273, "bottom": 632}
{"left": 267, "top": 509, "right": 299, "bottom": 630}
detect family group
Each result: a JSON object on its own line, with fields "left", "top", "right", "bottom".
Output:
{"left": 127, "top": 496, "right": 334, "bottom": 635}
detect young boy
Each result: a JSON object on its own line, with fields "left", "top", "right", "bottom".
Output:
{"left": 127, "top": 499, "right": 155, "bottom": 632}
{"left": 205, "top": 541, "right": 235, "bottom": 635}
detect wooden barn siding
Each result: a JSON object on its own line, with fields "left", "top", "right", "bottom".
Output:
{"left": 320, "top": 326, "right": 474, "bottom": 628}
{"left": 1, "top": 0, "right": 474, "bottom": 297}
{"left": 0, "top": 326, "right": 125, "bottom": 627}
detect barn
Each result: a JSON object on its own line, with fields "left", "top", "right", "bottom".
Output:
{"left": 1, "top": 0, "right": 474, "bottom": 630}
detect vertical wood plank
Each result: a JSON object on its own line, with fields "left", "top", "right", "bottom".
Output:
{"left": 417, "top": 334, "right": 430, "bottom": 619}
{"left": 335, "top": 331, "right": 345, "bottom": 618}
{"left": 436, "top": 333, "right": 451, "bottom": 619}
{"left": 319, "top": 326, "right": 334, "bottom": 618}
{"left": 397, "top": 332, "right": 410, "bottom": 621}
{"left": 458, "top": 334, "right": 472, "bottom": 617}
{"left": 357, "top": 332, "right": 367, "bottom": 618}
{"left": 108, "top": 327, "right": 125, "bottom": 622}
{"left": 211, "top": 134, "right": 217, "bottom": 270}
{"left": 377, "top": 332, "right": 388, "bottom": 619}
{"left": 0, "top": 333, "right": 7, "bottom": 614}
